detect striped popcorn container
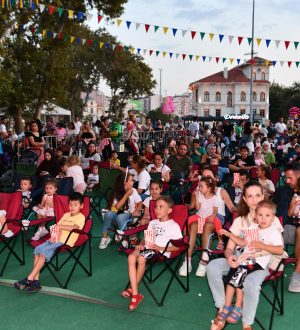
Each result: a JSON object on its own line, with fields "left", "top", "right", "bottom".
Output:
{"left": 49, "top": 225, "right": 62, "bottom": 244}
{"left": 144, "top": 229, "right": 156, "bottom": 249}
{"left": 197, "top": 216, "right": 206, "bottom": 234}
{"left": 242, "top": 227, "right": 259, "bottom": 252}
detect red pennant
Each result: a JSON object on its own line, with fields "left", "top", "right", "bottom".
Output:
{"left": 87, "top": 39, "right": 93, "bottom": 46}
{"left": 31, "top": 27, "right": 35, "bottom": 33}
{"left": 248, "top": 58, "right": 255, "bottom": 65}
{"left": 145, "top": 24, "right": 150, "bottom": 32}
{"left": 57, "top": 32, "right": 63, "bottom": 40}
{"left": 191, "top": 31, "right": 196, "bottom": 39}
{"left": 117, "top": 45, "right": 123, "bottom": 51}
{"left": 285, "top": 41, "right": 290, "bottom": 49}
{"left": 98, "top": 15, "right": 103, "bottom": 23}
{"left": 182, "top": 54, "right": 186, "bottom": 60}
{"left": 216, "top": 57, "right": 220, "bottom": 63}
{"left": 149, "top": 50, "right": 153, "bottom": 56}
{"left": 238, "top": 36, "right": 243, "bottom": 45}
{"left": 48, "top": 6, "right": 55, "bottom": 15}
{"left": 288, "top": 61, "right": 292, "bottom": 67}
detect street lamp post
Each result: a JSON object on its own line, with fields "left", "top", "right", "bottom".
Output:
{"left": 250, "top": 0, "right": 255, "bottom": 125}
{"left": 159, "top": 68, "right": 162, "bottom": 105}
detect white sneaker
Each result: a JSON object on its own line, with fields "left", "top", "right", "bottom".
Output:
{"left": 195, "top": 262, "right": 207, "bottom": 277}
{"left": 179, "top": 260, "right": 192, "bottom": 276}
{"left": 99, "top": 237, "right": 112, "bottom": 249}
{"left": 31, "top": 227, "right": 49, "bottom": 241}
{"left": 4, "top": 230, "right": 14, "bottom": 238}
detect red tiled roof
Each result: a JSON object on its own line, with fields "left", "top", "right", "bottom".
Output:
{"left": 193, "top": 67, "right": 249, "bottom": 84}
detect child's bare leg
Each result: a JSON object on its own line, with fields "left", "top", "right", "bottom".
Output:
{"left": 128, "top": 251, "right": 139, "bottom": 295}
{"left": 187, "top": 222, "right": 198, "bottom": 258}
{"left": 27, "top": 254, "right": 46, "bottom": 281}
{"left": 225, "top": 284, "right": 235, "bottom": 308}
{"left": 235, "top": 288, "right": 243, "bottom": 308}
{"left": 0, "top": 216, "right": 8, "bottom": 234}
{"left": 135, "top": 255, "right": 146, "bottom": 286}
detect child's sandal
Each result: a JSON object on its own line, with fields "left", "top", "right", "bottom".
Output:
{"left": 227, "top": 306, "right": 242, "bottom": 324}
{"left": 210, "top": 306, "right": 233, "bottom": 330}
{"left": 120, "top": 288, "right": 132, "bottom": 299}
{"left": 128, "top": 293, "right": 144, "bottom": 312}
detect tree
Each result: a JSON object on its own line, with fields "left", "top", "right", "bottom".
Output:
{"left": 147, "top": 107, "right": 172, "bottom": 124}
{"left": 0, "top": 1, "right": 128, "bottom": 132}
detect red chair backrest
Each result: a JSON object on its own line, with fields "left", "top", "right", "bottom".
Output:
{"left": 53, "top": 195, "right": 90, "bottom": 221}
{"left": 271, "top": 168, "right": 280, "bottom": 186}
{"left": 149, "top": 200, "right": 188, "bottom": 232}
{"left": 0, "top": 192, "right": 23, "bottom": 220}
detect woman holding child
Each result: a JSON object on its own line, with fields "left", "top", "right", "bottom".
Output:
{"left": 207, "top": 181, "right": 283, "bottom": 330}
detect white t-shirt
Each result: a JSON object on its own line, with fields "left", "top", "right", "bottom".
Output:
{"left": 67, "top": 165, "right": 85, "bottom": 188}
{"left": 87, "top": 173, "right": 99, "bottom": 184}
{"left": 129, "top": 168, "right": 138, "bottom": 181}
{"left": 137, "top": 169, "right": 151, "bottom": 195}
{"left": 234, "top": 187, "right": 243, "bottom": 205}
{"left": 0, "top": 124, "right": 7, "bottom": 134}
{"left": 147, "top": 219, "right": 182, "bottom": 257}
{"left": 74, "top": 121, "right": 82, "bottom": 135}
{"left": 143, "top": 196, "right": 152, "bottom": 209}
{"left": 188, "top": 122, "right": 199, "bottom": 137}
{"left": 275, "top": 122, "right": 287, "bottom": 135}
{"left": 259, "top": 178, "right": 275, "bottom": 195}
{"left": 113, "top": 188, "right": 142, "bottom": 214}
{"left": 196, "top": 192, "right": 218, "bottom": 218}
{"left": 146, "top": 163, "right": 171, "bottom": 174}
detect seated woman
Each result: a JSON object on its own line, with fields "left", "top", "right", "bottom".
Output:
{"left": 78, "top": 120, "right": 96, "bottom": 155}
{"left": 262, "top": 141, "right": 276, "bottom": 166}
{"left": 146, "top": 151, "right": 171, "bottom": 183}
{"left": 99, "top": 173, "right": 142, "bottom": 249}
{"left": 142, "top": 143, "right": 154, "bottom": 165}
{"left": 81, "top": 141, "right": 101, "bottom": 172}
{"left": 131, "top": 155, "right": 151, "bottom": 201}
{"left": 36, "top": 148, "right": 60, "bottom": 179}
{"left": 26, "top": 120, "right": 46, "bottom": 165}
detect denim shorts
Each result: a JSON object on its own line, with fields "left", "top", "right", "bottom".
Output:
{"left": 34, "top": 240, "right": 63, "bottom": 262}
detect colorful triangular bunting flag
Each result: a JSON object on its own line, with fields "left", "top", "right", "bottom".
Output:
{"left": 172, "top": 28, "right": 177, "bottom": 36}
{"left": 200, "top": 32, "right": 205, "bottom": 40}
{"left": 191, "top": 31, "right": 196, "bottom": 39}
{"left": 163, "top": 27, "right": 168, "bottom": 34}
{"left": 265, "top": 39, "right": 271, "bottom": 48}
{"left": 116, "top": 19, "right": 122, "bottom": 27}
{"left": 126, "top": 21, "right": 131, "bottom": 29}
{"left": 284, "top": 41, "right": 290, "bottom": 49}
{"left": 256, "top": 38, "right": 261, "bottom": 46}
{"left": 209, "top": 33, "right": 214, "bottom": 41}
{"left": 182, "top": 30, "right": 187, "bottom": 38}
{"left": 219, "top": 34, "right": 224, "bottom": 43}
{"left": 228, "top": 36, "right": 234, "bottom": 44}
{"left": 238, "top": 36, "right": 243, "bottom": 45}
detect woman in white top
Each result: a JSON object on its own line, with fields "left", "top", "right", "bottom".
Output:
{"left": 257, "top": 164, "right": 275, "bottom": 199}
{"left": 207, "top": 181, "right": 283, "bottom": 330}
{"left": 146, "top": 151, "right": 171, "bottom": 182}
{"left": 99, "top": 173, "right": 142, "bottom": 249}
{"left": 131, "top": 155, "right": 151, "bottom": 201}
{"left": 80, "top": 141, "right": 101, "bottom": 170}
{"left": 65, "top": 156, "right": 87, "bottom": 194}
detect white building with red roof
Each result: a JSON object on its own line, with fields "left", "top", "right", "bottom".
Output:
{"left": 189, "top": 57, "right": 270, "bottom": 120}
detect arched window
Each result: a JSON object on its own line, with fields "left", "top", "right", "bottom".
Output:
{"left": 253, "top": 92, "right": 257, "bottom": 101}
{"left": 260, "top": 92, "right": 265, "bottom": 102}
{"left": 240, "top": 91, "right": 246, "bottom": 101}
{"left": 204, "top": 91, "right": 209, "bottom": 102}
{"left": 227, "top": 92, "right": 232, "bottom": 107}
{"left": 262, "top": 72, "right": 266, "bottom": 80}
{"left": 215, "top": 92, "right": 221, "bottom": 102}
{"left": 253, "top": 72, "right": 256, "bottom": 80}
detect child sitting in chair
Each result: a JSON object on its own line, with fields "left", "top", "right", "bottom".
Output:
{"left": 86, "top": 164, "right": 99, "bottom": 192}
{"left": 120, "top": 195, "right": 182, "bottom": 311}
{"left": 17, "top": 177, "right": 32, "bottom": 209}
{"left": 211, "top": 200, "right": 283, "bottom": 330}
{"left": 14, "top": 192, "right": 85, "bottom": 293}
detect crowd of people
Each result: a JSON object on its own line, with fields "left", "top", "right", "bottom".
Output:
{"left": 0, "top": 113, "right": 300, "bottom": 330}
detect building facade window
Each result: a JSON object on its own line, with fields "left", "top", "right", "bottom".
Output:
{"left": 253, "top": 92, "right": 257, "bottom": 101}
{"left": 204, "top": 91, "right": 210, "bottom": 102}
{"left": 215, "top": 92, "right": 221, "bottom": 102}
{"left": 240, "top": 109, "right": 246, "bottom": 114}
{"left": 204, "top": 109, "right": 210, "bottom": 116}
{"left": 195, "top": 88, "right": 199, "bottom": 103}
{"left": 253, "top": 109, "right": 257, "bottom": 115}
{"left": 227, "top": 92, "right": 232, "bottom": 107}
{"left": 253, "top": 72, "right": 256, "bottom": 80}
{"left": 260, "top": 109, "right": 265, "bottom": 117}
{"left": 240, "top": 91, "right": 246, "bottom": 101}
{"left": 262, "top": 72, "right": 265, "bottom": 80}
{"left": 260, "top": 92, "right": 265, "bottom": 102}
{"left": 216, "top": 109, "right": 221, "bottom": 117}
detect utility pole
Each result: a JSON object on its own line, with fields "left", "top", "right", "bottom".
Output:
{"left": 250, "top": 0, "right": 255, "bottom": 125}
{"left": 159, "top": 68, "right": 162, "bottom": 105}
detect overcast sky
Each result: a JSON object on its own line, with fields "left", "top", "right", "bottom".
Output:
{"left": 90, "top": 0, "right": 300, "bottom": 96}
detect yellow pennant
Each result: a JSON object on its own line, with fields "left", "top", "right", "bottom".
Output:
{"left": 195, "top": 55, "right": 200, "bottom": 61}
{"left": 70, "top": 36, "right": 75, "bottom": 43}
{"left": 99, "top": 42, "right": 104, "bottom": 48}
{"left": 1, "top": 0, "right": 4, "bottom": 8}
{"left": 163, "top": 27, "right": 168, "bottom": 34}
{"left": 265, "top": 60, "right": 269, "bottom": 65}
{"left": 116, "top": 19, "right": 122, "bottom": 27}
{"left": 256, "top": 38, "right": 261, "bottom": 46}
{"left": 131, "top": 47, "right": 135, "bottom": 53}
{"left": 163, "top": 51, "right": 167, "bottom": 57}
{"left": 68, "top": 10, "right": 74, "bottom": 18}
{"left": 209, "top": 33, "right": 214, "bottom": 41}
{"left": 230, "top": 58, "right": 234, "bottom": 64}
{"left": 19, "top": 0, "right": 23, "bottom": 8}
{"left": 42, "top": 30, "right": 46, "bottom": 37}
{"left": 36, "top": 0, "right": 39, "bottom": 5}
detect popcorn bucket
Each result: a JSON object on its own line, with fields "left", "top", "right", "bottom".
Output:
{"left": 197, "top": 216, "right": 206, "bottom": 234}
{"left": 21, "top": 220, "right": 30, "bottom": 231}
{"left": 242, "top": 227, "right": 259, "bottom": 252}
{"left": 49, "top": 225, "right": 62, "bottom": 243}
{"left": 144, "top": 229, "right": 156, "bottom": 249}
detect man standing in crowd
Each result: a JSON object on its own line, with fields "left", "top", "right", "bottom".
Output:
{"left": 0, "top": 116, "right": 9, "bottom": 140}
{"left": 74, "top": 116, "right": 82, "bottom": 135}
{"left": 275, "top": 117, "right": 287, "bottom": 139}
{"left": 273, "top": 163, "right": 300, "bottom": 292}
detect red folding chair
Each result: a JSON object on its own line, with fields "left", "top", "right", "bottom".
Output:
{"left": 28, "top": 195, "right": 92, "bottom": 288}
{"left": 124, "top": 201, "right": 189, "bottom": 306}
{"left": 0, "top": 192, "right": 24, "bottom": 276}
{"left": 271, "top": 168, "right": 281, "bottom": 188}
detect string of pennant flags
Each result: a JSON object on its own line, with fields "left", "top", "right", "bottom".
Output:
{"left": 18, "top": 25, "right": 300, "bottom": 69}
{"left": 2, "top": 0, "right": 300, "bottom": 52}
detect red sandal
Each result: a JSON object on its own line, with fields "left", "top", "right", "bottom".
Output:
{"left": 128, "top": 293, "right": 144, "bottom": 311}
{"left": 120, "top": 288, "right": 132, "bottom": 299}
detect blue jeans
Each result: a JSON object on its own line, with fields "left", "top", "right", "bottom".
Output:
{"left": 206, "top": 258, "right": 269, "bottom": 325}
{"left": 102, "top": 211, "right": 132, "bottom": 233}
{"left": 34, "top": 241, "right": 63, "bottom": 262}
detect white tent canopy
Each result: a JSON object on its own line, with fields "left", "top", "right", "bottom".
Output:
{"left": 41, "top": 103, "right": 71, "bottom": 117}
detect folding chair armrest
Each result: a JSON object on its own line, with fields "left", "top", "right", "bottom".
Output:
{"left": 27, "top": 217, "right": 55, "bottom": 226}
{"left": 121, "top": 224, "right": 148, "bottom": 236}
{"left": 62, "top": 228, "right": 90, "bottom": 246}
{"left": 170, "top": 238, "right": 189, "bottom": 249}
